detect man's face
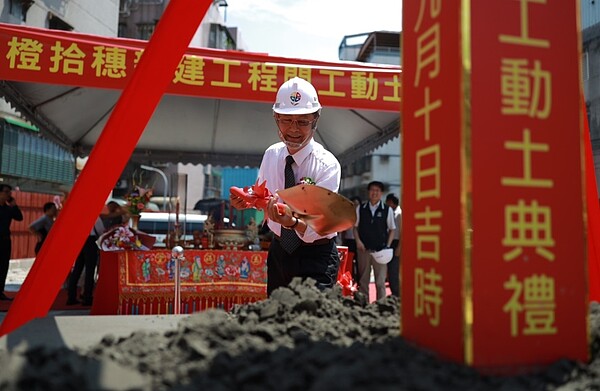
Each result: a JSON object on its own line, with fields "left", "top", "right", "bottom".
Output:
{"left": 275, "top": 113, "right": 316, "bottom": 152}
{"left": 48, "top": 205, "right": 58, "bottom": 217}
{"left": 368, "top": 186, "right": 383, "bottom": 204}
{"left": 0, "top": 186, "right": 11, "bottom": 203}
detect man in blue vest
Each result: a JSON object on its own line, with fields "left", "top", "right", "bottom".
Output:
{"left": 354, "top": 181, "right": 396, "bottom": 302}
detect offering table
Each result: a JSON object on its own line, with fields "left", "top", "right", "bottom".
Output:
{"left": 91, "top": 249, "right": 268, "bottom": 315}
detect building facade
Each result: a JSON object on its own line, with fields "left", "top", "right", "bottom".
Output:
{"left": 582, "top": 0, "right": 600, "bottom": 191}
{"left": 0, "top": 0, "right": 118, "bottom": 36}
{"left": 0, "top": 0, "right": 119, "bottom": 194}
{"left": 118, "top": 0, "right": 244, "bottom": 50}
{"left": 338, "top": 30, "right": 402, "bottom": 201}
{"left": 115, "top": 0, "right": 246, "bottom": 211}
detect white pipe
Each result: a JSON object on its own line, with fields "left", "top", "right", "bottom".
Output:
{"left": 171, "top": 245, "right": 184, "bottom": 314}
{"left": 140, "top": 165, "right": 168, "bottom": 211}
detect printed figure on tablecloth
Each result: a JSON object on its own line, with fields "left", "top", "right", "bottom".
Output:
{"left": 167, "top": 257, "right": 175, "bottom": 280}
{"left": 225, "top": 254, "right": 240, "bottom": 278}
{"left": 225, "top": 264, "right": 238, "bottom": 278}
{"left": 155, "top": 267, "right": 166, "bottom": 278}
{"left": 216, "top": 255, "right": 226, "bottom": 278}
{"left": 240, "top": 257, "right": 250, "bottom": 279}
{"left": 180, "top": 263, "right": 191, "bottom": 279}
{"left": 192, "top": 255, "right": 202, "bottom": 282}
{"left": 142, "top": 257, "right": 151, "bottom": 282}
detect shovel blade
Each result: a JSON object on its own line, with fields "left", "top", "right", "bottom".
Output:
{"left": 277, "top": 185, "right": 356, "bottom": 235}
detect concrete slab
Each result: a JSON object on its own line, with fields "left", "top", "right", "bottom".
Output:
{"left": 0, "top": 314, "right": 189, "bottom": 352}
{"left": 1, "top": 258, "right": 189, "bottom": 354}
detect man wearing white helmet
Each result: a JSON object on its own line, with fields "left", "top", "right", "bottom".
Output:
{"left": 230, "top": 77, "right": 341, "bottom": 296}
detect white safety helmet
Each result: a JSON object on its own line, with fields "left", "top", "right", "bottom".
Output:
{"left": 371, "top": 248, "right": 393, "bottom": 265}
{"left": 273, "top": 77, "right": 321, "bottom": 115}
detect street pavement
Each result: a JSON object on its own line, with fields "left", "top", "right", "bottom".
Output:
{"left": 5, "top": 258, "right": 34, "bottom": 293}
{"left": 0, "top": 258, "right": 189, "bottom": 352}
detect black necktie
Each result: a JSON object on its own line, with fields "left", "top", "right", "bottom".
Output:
{"left": 280, "top": 155, "right": 301, "bottom": 253}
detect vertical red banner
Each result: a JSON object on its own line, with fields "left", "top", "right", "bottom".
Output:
{"left": 401, "top": 0, "right": 466, "bottom": 362}
{"left": 470, "top": 0, "right": 588, "bottom": 368}
{"left": 403, "top": 0, "right": 588, "bottom": 371}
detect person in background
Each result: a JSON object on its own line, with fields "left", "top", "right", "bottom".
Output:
{"left": 341, "top": 196, "right": 361, "bottom": 281}
{"left": 354, "top": 181, "right": 396, "bottom": 302}
{"left": 230, "top": 77, "right": 341, "bottom": 296}
{"left": 29, "top": 202, "right": 58, "bottom": 256}
{"left": 66, "top": 215, "right": 105, "bottom": 306}
{"left": 385, "top": 193, "right": 401, "bottom": 297}
{"left": 0, "top": 184, "right": 23, "bottom": 301}
{"left": 101, "top": 201, "right": 129, "bottom": 230}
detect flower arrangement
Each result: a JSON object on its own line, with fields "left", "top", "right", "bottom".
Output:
{"left": 125, "top": 172, "right": 153, "bottom": 215}
{"left": 97, "top": 225, "right": 156, "bottom": 251}
{"left": 98, "top": 226, "right": 145, "bottom": 251}
{"left": 298, "top": 176, "right": 315, "bottom": 185}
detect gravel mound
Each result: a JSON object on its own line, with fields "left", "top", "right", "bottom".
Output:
{"left": 0, "top": 278, "right": 599, "bottom": 390}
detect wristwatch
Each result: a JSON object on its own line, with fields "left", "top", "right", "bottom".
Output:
{"left": 284, "top": 217, "right": 299, "bottom": 229}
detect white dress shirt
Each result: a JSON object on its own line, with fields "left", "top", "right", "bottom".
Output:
{"left": 258, "top": 139, "right": 341, "bottom": 243}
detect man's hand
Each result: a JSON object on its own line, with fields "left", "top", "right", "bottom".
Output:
{"left": 266, "top": 197, "right": 295, "bottom": 228}
{"left": 356, "top": 239, "right": 366, "bottom": 252}
{"left": 229, "top": 192, "right": 252, "bottom": 210}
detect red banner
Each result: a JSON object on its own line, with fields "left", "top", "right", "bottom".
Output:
{"left": 402, "top": 0, "right": 588, "bottom": 371}
{"left": 0, "top": 23, "right": 402, "bottom": 112}
{"left": 116, "top": 249, "right": 267, "bottom": 314}
{"left": 401, "top": 0, "right": 465, "bottom": 362}
{"left": 120, "top": 249, "right": 267, "bottom": 291}
{"left": 470, "top": 0, "right": 587, "bottom": 368}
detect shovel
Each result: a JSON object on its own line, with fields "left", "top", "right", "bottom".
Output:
{"left": 277, "top": 185, "right": 357, "bottom": 236}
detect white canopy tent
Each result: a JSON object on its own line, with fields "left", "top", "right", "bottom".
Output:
{"left": 0, "top": 23, "right": 401, "bottom": 169}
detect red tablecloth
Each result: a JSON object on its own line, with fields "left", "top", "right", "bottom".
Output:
{"left": 91, "top": 246, "right": 350, "bottom": 315}
{"left": 91, "top": 249, "right": 268, "bottom": 315}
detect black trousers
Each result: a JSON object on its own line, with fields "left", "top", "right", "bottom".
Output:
{"left": 68, "top": 235, "right": 99, "bottom": 303}
{"left": 387, "top": 239, "right": 400, "bottom": 297}
{"left": 267, "top": 238, "right": 340, "bottom": 296}
{"left": 0, "top": 236, "right": 11, "bottom": 292}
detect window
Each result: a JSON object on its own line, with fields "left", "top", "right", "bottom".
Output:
{"left": 208, "top": 23, "right": 236, "bottom": 50}
{"left": 583, "top": 51, "right": 590, "bottom": 81}
{"left": 137, "top": 23, "right": 156, "bottom": 40}
{"left": 118, "top": 23, "right": 127, "bottom": 38}
{"left": 8, "top": 0, "right": 23, "bottom": 20}
{"left": 48, "top": 13, "right": 74, "bottom": 31}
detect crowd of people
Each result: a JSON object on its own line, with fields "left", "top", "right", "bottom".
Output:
{"left": 0, "top": 185, "right": 128, "bottom": 305}
{"left": 2, "top": 77, "right": 402, "bottom": 306}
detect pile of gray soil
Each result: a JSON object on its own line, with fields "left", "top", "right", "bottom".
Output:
{"left": 0, "top": 278, "right": 599, "bottom": 390}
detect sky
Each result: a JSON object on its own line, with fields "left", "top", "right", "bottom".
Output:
{"left": 223, "top": 0, "right": 403, "bottom": 62}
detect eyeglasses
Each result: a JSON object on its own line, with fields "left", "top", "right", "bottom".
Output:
{"left": 276, "top": 118, "right": 315, "bottom": 128}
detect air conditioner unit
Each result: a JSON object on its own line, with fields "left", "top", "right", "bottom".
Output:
{"left": 361, "top": 172, "right": 371, "bottom": 181}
